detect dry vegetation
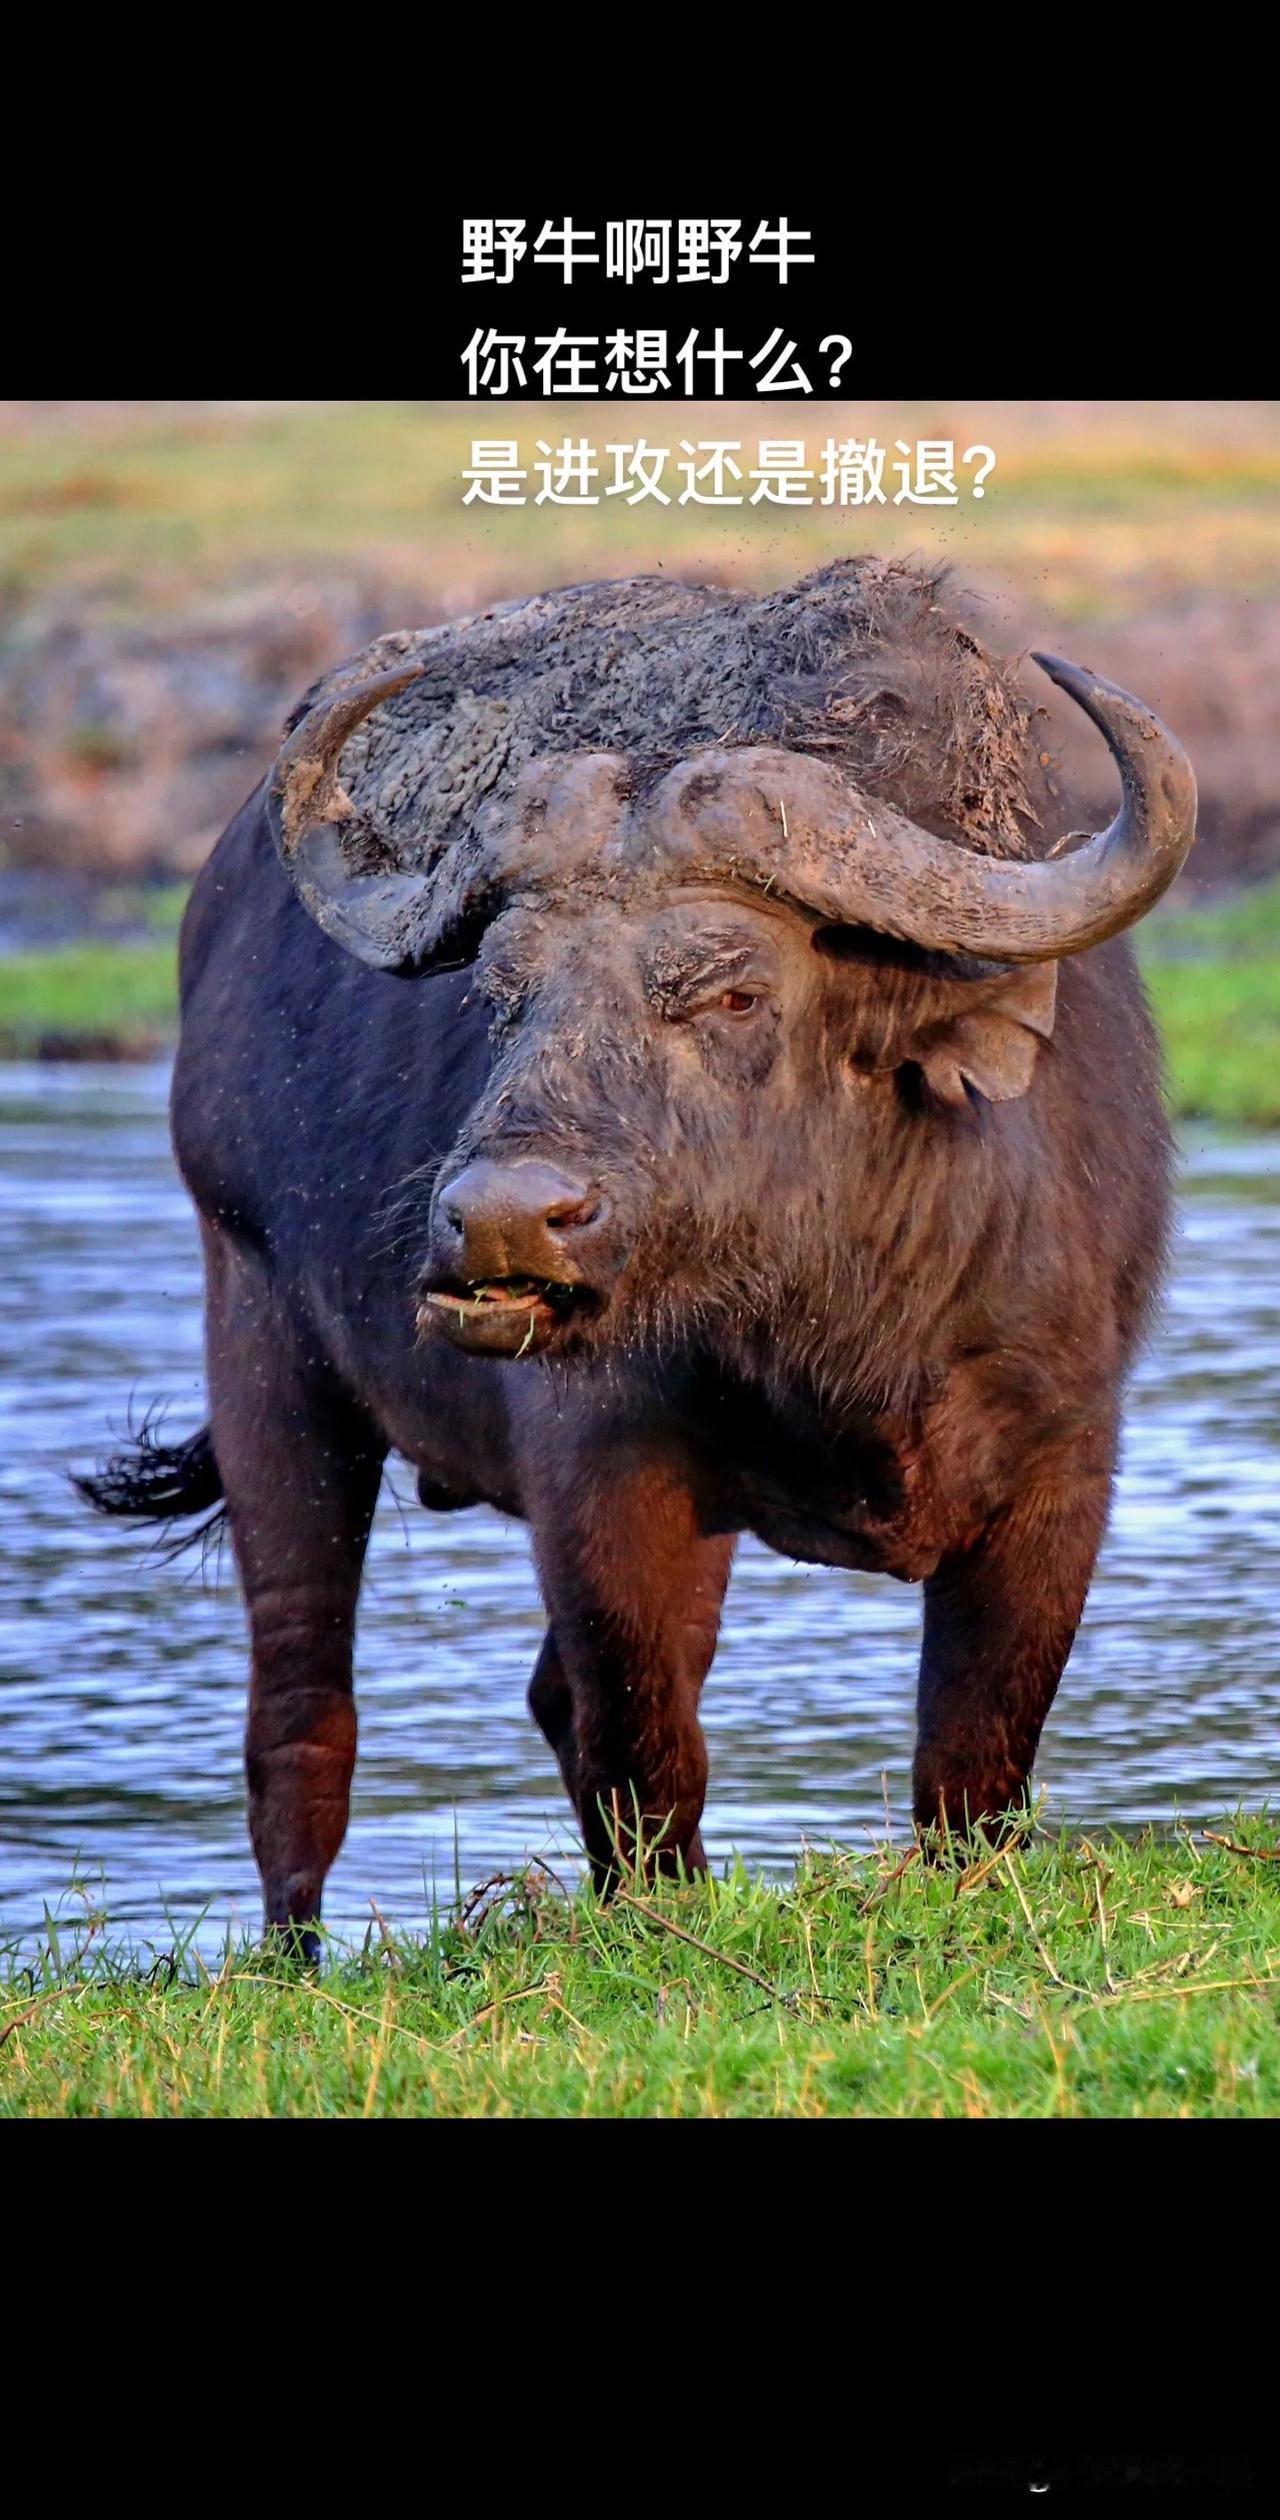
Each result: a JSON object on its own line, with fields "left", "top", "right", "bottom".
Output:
{"left": 1, "top": 399, "right": 1278, "bottom": 890}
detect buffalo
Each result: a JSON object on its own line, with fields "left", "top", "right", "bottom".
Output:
{"left": 81, "top": 560, "right": 1197, "bottom": 1949}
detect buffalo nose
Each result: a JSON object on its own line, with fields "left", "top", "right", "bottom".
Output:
{"left": 436, "top": 1159, "right": 604, "bottom": 1280}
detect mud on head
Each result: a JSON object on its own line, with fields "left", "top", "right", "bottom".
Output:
{"left": 265, "top": 563, "right": 1197, "bottom": 1363}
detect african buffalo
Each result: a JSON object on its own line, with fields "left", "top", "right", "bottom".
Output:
{"left": 82, "top": 560, "right": 1197, "bottom": 1949}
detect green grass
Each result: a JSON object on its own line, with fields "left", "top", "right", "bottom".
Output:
{"left": 93, "top": 882, "right": 188, "bottom": 936}
{"left": 5, "top": 1820, "right": 1280, "bottom": 2116}
{"left": 2, "top": 882, "right": 1276, "bottom": 1128}
{"left": 1141, "top": 878, "right": 1280, "bottom": 1126}
{"left": 0, "top": 938, "right": 178, "bottom": 1056}
{"left": 1146, "top": 960, "right": 1280, "bottom": 1125}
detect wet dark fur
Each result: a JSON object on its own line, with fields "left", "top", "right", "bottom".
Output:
{"left": 83, "top": 560, "right": 1173, "bottom": 1946}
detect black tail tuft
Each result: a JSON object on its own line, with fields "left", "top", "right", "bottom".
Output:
{"left": 75, "top": 1414, "right": 226, "bottom": 1561}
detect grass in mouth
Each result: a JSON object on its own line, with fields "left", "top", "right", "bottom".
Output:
{"left": 4, "top": 1816, "right": 1280, "bottom": 2117}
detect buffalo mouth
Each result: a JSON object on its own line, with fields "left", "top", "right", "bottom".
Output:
{"left": 415, "top": 1274, "right": 598, "bottom": 1357}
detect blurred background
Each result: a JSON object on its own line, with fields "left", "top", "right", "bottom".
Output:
{"left": 3, "top": 399, "right": 1277, "bottom": 1104}
{"left": 4, "top": 399, "right": 1279, "bottom": 886}
{"left": 0, "top": 400, "right": 1277, "bottom": 1950}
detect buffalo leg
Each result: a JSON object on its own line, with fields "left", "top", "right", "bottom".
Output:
{"left": 913, "top": 1452, "right": 1114, "bottom": 1838}
{"left": 204, "top": 1227, "right": 385, "bottom": 1951}
{"left": 529, "top": 1625, "right": 715, "bottom": 1872}
{"left": 528, "top": 1466, "right": 733, "bottom": 1890}
{"left": 527, "top": 1632, "right": 579, "bottom": 1806}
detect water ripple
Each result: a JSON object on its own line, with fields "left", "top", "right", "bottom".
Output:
{"left": 1, "top": 1065, "right": 1276, "bottom": 1945}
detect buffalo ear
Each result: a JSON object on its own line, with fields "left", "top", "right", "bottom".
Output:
{"left": 911, "top": 962, "right": 1058, "bottom": 1108}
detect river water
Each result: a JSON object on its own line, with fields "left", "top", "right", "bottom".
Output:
{"left": 1, "top": 1063, "right": 1277, "bottom": 1950}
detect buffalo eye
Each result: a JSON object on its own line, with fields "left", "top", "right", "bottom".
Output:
{"left": 653, "top": 973, "right": 773, "bottom": 1023}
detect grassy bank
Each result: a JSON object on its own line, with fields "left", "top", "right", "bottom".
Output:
{"left": 4, "top": 1821, "right": 1279, "bottom": 2117}
{"left": 1, "top": 881, "right": 1277, "bottom": 1125}
{"left": 0, "top": 885, "right": 185, "bottom": 1059}
{"left": 1141, "top": 880, "right": 1280, "bottom": 1127}
{"left": 0, "top": 937, "right": 178, "bottom": 1058}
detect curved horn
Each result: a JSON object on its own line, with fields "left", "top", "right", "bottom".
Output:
{"left": 649, "top": 657, "right": 1197, "bottom": 966}
{"left": 266, "top": 663, "right": 475, "bottom": 973}
{"left": 1019, "top": 651, "right": 1200, "bottom": 946}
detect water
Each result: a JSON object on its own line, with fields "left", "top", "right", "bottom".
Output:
{"left": 1, "top": 1062, "right": 1277, "bottom": 1950}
